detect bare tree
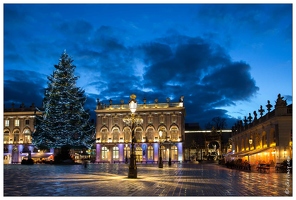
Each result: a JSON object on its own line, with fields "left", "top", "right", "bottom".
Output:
{"left": 205, "top": 117, "right": 227, "bottom": 130}
{"left": 212, "top": 117, "right": 227, "bottom": 130}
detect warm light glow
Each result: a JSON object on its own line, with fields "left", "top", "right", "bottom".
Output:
{"left": 159, "top": 130, "right": 163, "bottom": 137}
{"left": 249, "top": 138, "right": 253, "bottom": 145}
{"left": 129, "top": 100, "right": 137, "bottom": 113}
{"left": 129, "top": 94, "right": 137, "bottom": 113}
{"left": 270, "top": 142, "right": 276, "bottom": 147}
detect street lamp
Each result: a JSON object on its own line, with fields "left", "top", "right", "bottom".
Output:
{"left": 165, "top": 134, "right": 172, "bottom": 167}
{"left": 158, "top": 130, "right": 163, "bottom": 168}
{"left": 123, "top": 94, "right": 143, "bottom": 178}
{"left": 248, "top": 137, "right": 253, "bottom": 162}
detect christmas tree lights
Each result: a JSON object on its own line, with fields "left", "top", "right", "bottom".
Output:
{"left": 32, "top": 51, "right": 95, "bottom": 151}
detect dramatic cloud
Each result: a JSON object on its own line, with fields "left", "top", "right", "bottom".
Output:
{"left": 3, "top": 4, "right": 292, "bottom": 129}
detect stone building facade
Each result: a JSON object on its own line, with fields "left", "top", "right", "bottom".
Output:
{"left": 3, "top": 103, "right": 54, "bottom": 164}
{"left": 94, "top": 95, "right": 186, "bottom": 163}
{"left": 228, "top": 94, "right": 292, "bottom": 166}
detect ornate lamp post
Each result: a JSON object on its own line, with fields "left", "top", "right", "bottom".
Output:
{"left": 249, "top": 137, "right": 253, "bottom": 146}
{"left": 158, "top": 130, "right": 163, "bottom": 168}
{"left": 165, "top": 132, "right": 172, "bottom": 166}
{"left": 248, "top": 137, "right": 253, "bottom": 162}
{"left": 168, "top": 141, "right": 172, "bottom": 167}
{"left": 125, "top": 143, "right": 128, "bottom": 164}
{"left": 123, "top": 94, "right": 143, "bottom": 178}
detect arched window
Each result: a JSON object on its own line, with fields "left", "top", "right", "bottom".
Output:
{"left": 112, "top": 128, "right": 119, "bottom": 143}
{"left": 102, "top": 146, "right": 108, "bottom": 161}
{"left": 158, "top": 126, "right": 167, "bottom": 141}
{"left": 124, "top": 145, "right": 130, "bottom": 160}
{"left": 170, "top": 126, "right": 179, "bottom": 141}
{"left": 101, "top": 128, "right": 108, "bottom": 143}
{"left": 13, "top": 130, "right": 20, "bottom": 143}
{"left": 123, "top": 127, "right": 131, "bottom": 143}
{"left": 135, "top": 146, "right": 142, "bottom": 162}
{"left": 171, "top": 145, "right": 178, "bottom": 160}
{"left": 23, "top": 129, "right": 31, "bottom": 144}
{"left": 146, "top": 127, "right": 154, "bottom": 142}
{"left": 4, "top": 130, "right": 9, "bottom": 143}
{"left": 113, "top": 146, "right": 119, "bottom": 160}
{"left": 147, "top": 146, "right": 154, "bottom": 160}
{"left": 135, "top": 127, "right": 142, "bottom": 142}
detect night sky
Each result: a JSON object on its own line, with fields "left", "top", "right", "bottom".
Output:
{"left": 2, "top": 3, "right": 293, "bottom": 129}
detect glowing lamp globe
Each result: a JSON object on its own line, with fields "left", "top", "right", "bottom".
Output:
{"left": 129, "top": 94, "right": 137, "bottom": 113}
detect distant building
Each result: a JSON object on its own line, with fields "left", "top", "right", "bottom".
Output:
{"left": 94, "top": 95, "right": 186, "bottom": 163}
{"left": 227, "top": 94, "right": 292, "bottom": 166}
{"left": 3, "top": 103, "right": 94, "bottom": 164}
{"left": 3, "top": 103, "right": 54, "bottom": 164}
{"left": 184, "top": 123, "right": 232, "bottom": 161}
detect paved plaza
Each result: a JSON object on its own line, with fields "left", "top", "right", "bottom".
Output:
{"left": 3, "top": 162, "right": 293, "bottom": 196}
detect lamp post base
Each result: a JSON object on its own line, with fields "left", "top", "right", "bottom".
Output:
{"left": 168, "top": 157, "right": 172, "bottom": 166}
{"left": 128, "top": 154, "right": 137, "bottom": 178}
{"left": 128, "top": 167, "right": 137, "bottom": 178}
{"left": 158, "top": 157, "right": 163, "bottom": 168}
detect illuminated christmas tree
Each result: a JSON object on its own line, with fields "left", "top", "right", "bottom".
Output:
{"left": 32, "top": 51, "right": 95, "bottom": 155}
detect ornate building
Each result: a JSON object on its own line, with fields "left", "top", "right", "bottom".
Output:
{"left": 94, "top": 95, "right": 186, "bottom": 164}
{"left": 3, "top": 103, "right": 54, "bottom": 164}
{"left": 228, "top": 94, "right": 292, "bottom": 166}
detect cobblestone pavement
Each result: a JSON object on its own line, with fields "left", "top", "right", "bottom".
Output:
{"left": 3, "top": 162, "right": 293, "bottom": 196}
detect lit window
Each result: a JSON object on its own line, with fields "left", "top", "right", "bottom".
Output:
{"left": 113, "top": 146, "right": 119, "bottom": 159}
{"left": 101, "top": 129, "right": 108, "bottom": 143}
{"left": 135, "top": 128, "right": 142, "bottom": 142}
{"left": 102, "top": 147, "right": 108, "bottom": 160}
{"left": 24, "top": 129, "right": 31, "bottom": 143}
{"left": 14, "top": 131, "right": 20, "bottom": 142}
{"left": 4, "top": 130, "right": 9, "bottom": 143}
{"left": 124, "top": 146, "right": 130, "bottom": 159}
{"left": 135, "top": 147, "right": 143, "bottom": 162}
{"left": 147, "top": 146, "right": 154, "bottom": 160}
{"left": 113, "top": 128, "right": 119, "bottom": 143}
{"left": 172, "top": 145, "right": 178, "bottom": 160}
{"left": 15, "top": 119, "right": 19, "bottom": 126}
{"left": 5, "top": 120, "right": 9, "bottom": 127}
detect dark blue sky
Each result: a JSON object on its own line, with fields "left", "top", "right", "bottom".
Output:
{"left": 2, "top": 3, "right": 293, "bottom": 128}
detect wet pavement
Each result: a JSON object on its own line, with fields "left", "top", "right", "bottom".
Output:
{"left": 3, "top": 162, "right": 293, "bottom": 196}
